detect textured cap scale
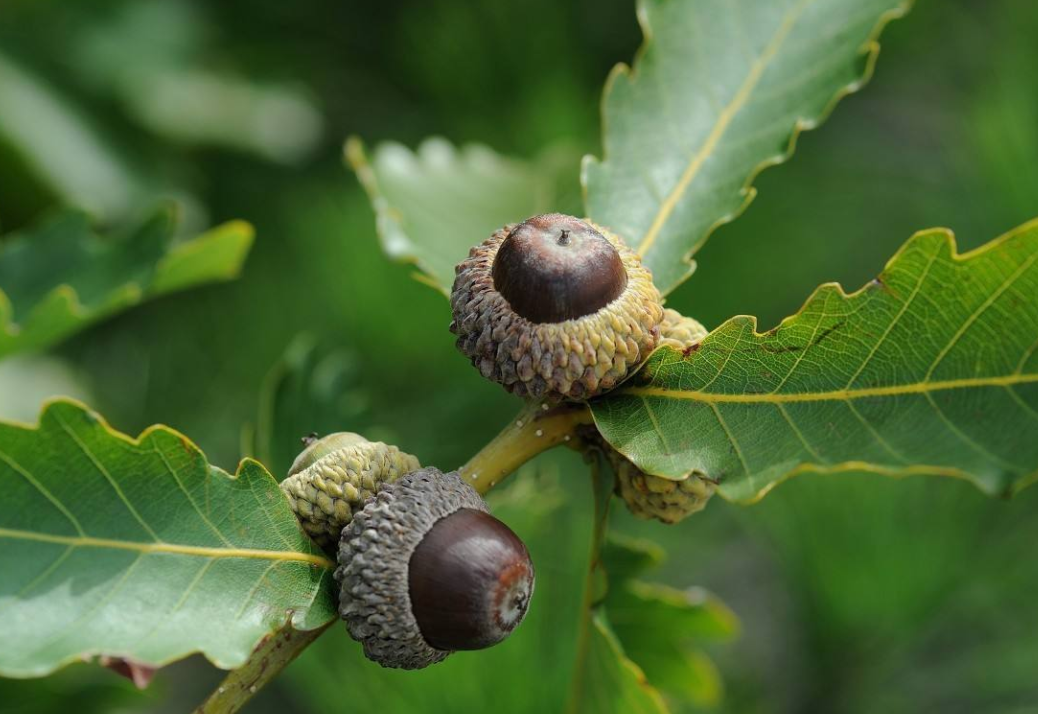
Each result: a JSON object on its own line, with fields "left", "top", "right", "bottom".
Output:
{"left": 280, "top": 433, "right": 420, "bottom": 548}
{"left": 596, "top": 307, "right": 715, "bottom": 523}
{"left": 611, "top": 451, "right": 716, "bottom": 524}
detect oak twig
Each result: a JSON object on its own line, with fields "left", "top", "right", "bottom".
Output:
{"left": 193, "top": 622, "right": 332, "bottom": 714}
{"left": 459, "top": 401, "right": 593, "bottom": 494}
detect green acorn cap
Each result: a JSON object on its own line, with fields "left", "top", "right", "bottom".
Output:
{"left": 280, "top": 432, "right": 420, "bottom": 548}
{"left": 611, "top": 451, "right": 716, "bottom": 524}
{"left": 657, "top": 308, "right": 708, "bottom": 351}
{"left": 597, "top": 307, "right": 715, "bottom": 523}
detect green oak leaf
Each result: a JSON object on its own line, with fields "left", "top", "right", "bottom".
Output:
{"left": 568, "top": 464, "right": 670, "bottom": 714}
{"left": 347, "top": 136, "right": 578, "bottom": 296}
{"left": 600, "top": 531, "right": 666, "bottom": 584}
{"left": 583, "top": 0, "right": 911, "bottom": 296}
{"left": 0, "top": 207, "right": 253, "bottom": 361}
{"left": 591, "top": 218, "right": 1038, "bottom": 501}
{"left": 602, "top": 534, "right": 739, "bottom": 710}
{"left": 576, "top": 613, "right": 669, "bottom": 714}
{"left": 0, "top": 399, "right": 335, "bottom": 678}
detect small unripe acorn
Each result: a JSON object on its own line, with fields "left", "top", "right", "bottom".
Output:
{"left": 451, "top": 214, "right": 664, "bottom": 401}
{"left": 587, "top": 307, "right": 714, "bottom": 523}
{"left": 336, "top": 468, "right": 535, "bottom": 669}
{"left": 280, "top": 432, "right": 420, "bottom": 549}
{"left": 657, "top": 308, "right": 708, "bottom": 351}
{"left": 610, "top": 448, "right": 716, "bottom": 524}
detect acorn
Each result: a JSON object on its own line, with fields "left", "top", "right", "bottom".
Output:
{"left": 580, "top": 307, "right": 714, "bottom": 523}
{"left": 610, "top": 448, "right": 716, "bottom": 524}
{"left": 280, "top": 432, "right": 420, "bottom": 549}
{"left": 577, "top": 423, "right": 715, "bottom": 524}
{"left": 450, "top": 213, "right": 664, "bottom": 401}
{"left": 657, "top": 308, "right": 708, "bottom": 351}
{"left": 335, "top": 468, "right": 535, "bottom": 669}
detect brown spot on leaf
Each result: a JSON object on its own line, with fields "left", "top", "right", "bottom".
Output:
{"left": 761, "top": 342, "right": 802, "bottom": 354}
{"left": 681, "top": 342, "right": 702, "bottom": 357}
{"left": 871, "top": 274, "right": 902, "bottom": 300}
{"left": 760, "top": 320, "right": 845, "bottom": 354}
{"left": 811, "top": 320, "right": 844, "bottom": 348}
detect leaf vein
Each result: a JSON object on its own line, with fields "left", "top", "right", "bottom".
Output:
{"left": 925, "top": 249, "right": 1038, "bottom": 380}
{"left": 625, "top": 372, "right": 1038, "bottom": 404}
{"left": 636, "top": 0, "right": 815, "bottom": 257}
{"left": 0, "top": 545, "right": 74, "bottom": 619}
{"left": 922, "top": 392, "right": 1022, "bottom": 472}
{"left": 844, "top": 399, "right": 911, "bottom": 464}
{"left": 775, "top": 403, "right": 825, "bottom": 462}
{"left": 53, "top": 410, "right": 160, "bottom": 542}
{"left": 153, "top": 446, "right": 233, "bottom": 548}
{"left": 0, "top": 527, "right": 334, "bottom": 568}
{"left": 844, "top": 245, "right": 940, "bottom": 389}
{"left": 0, "top": 450, "right": 84, "bottom": 536}
{"left": 709, "top": 404, "right": 750, "bottom": 478}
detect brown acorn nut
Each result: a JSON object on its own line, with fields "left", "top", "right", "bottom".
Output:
{"left": 450, "top": 214, "right": 664, "bottom": 401}
{"left": 280, "top": 432, "right": 420, "bottom": 549}
{"left": 336, "top": 468, "right": 535, "bottom": 669}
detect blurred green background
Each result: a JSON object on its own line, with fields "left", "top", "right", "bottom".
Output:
{"left": 2, "top": 0, "right": 1038, "bottom": 712}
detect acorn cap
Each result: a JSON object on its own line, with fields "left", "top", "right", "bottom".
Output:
{"left": 657, "top": 308, "right": 708, "bottom": 351}
{"left": 280, "top": 433, "right": 420, "bottom": 549}
{"left": 335, "top": 468, "right": 534, "bottom": 669}
{"left": 591, "top": 308, "right": 715, "bottom": 523}
{"left": 288, "top": 432, "right": 370, "bottom": 476}
{"left": 612, "top": 452, "right": 715, "bottom": 524}
{"left": 450, "top": 214, "right": 664, "bottom": 401}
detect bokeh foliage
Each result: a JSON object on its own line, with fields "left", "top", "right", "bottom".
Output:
{"left": 2, "top": 0, "right": 1038, "bottom": 712}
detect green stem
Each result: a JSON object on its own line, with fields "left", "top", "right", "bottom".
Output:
{"left": 193, "top": 622, "right": 331, "bottom": 714}
{"left": 459, "top": 401, "right": 593, "bottom": 494}
{"left": 565, "top": 455, "right": 614, "bottom": 714}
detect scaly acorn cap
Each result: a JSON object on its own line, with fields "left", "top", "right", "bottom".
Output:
{"left": 581, "top": 424, "right": 715, "bottom": 524}
{"left": 592, "top": 308, "right": 714, "bottom": 523}
{"left": 336, "top": 468, "right": 535, "bottom": 669}
{"left": 280, "top": 432, "right": 420, "bottom": 549}
{"left": 610, "top": 448, "right": 716, "bottom": 524}
{"left": 657, "top": 308, "right": 708, "bottom": 351}
{"left": 450, "top": 213, "right": 664, "bottom": 401}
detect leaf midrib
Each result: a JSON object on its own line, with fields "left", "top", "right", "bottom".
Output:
{"left": 636, "top": 0, "right": 814, "bottom": 257}
{"left": 622, "top": 371, "right": 1038, "bottom": 404}
{"left": 0, "top": 527, "right": 334, "bottom": 568}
